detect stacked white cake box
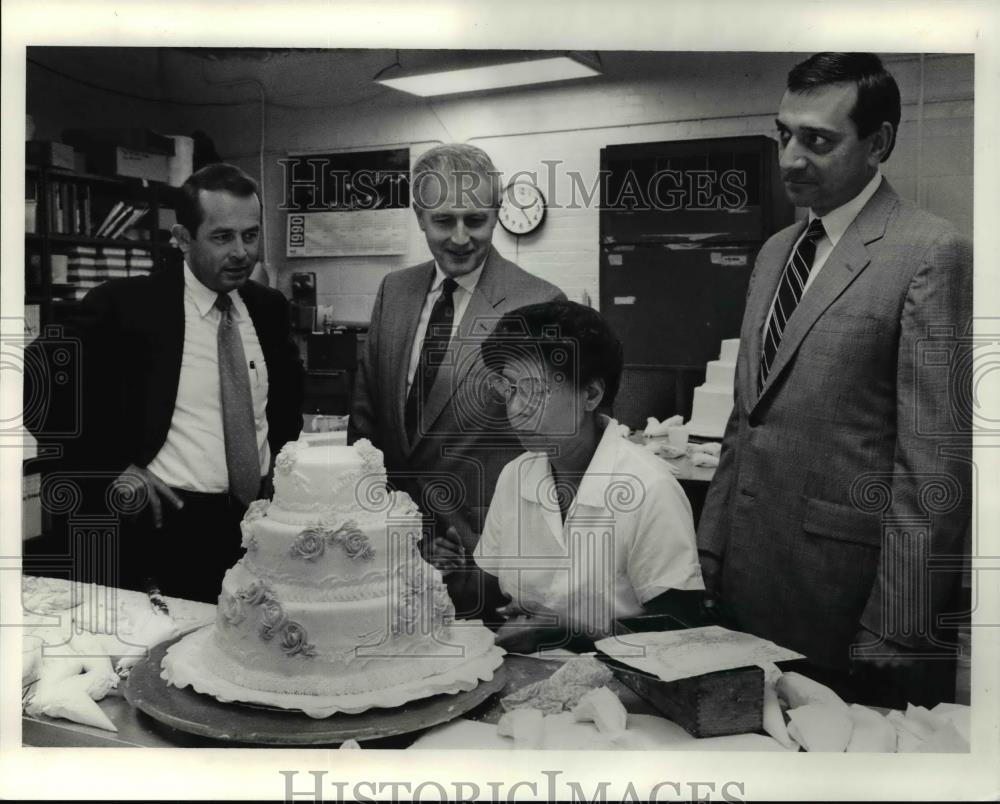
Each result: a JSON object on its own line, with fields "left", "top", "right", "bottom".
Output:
{"left": 686, "top": 338, "right": 740, "bottom": 439}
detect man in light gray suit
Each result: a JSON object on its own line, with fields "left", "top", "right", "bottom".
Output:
{"left": 697, "top": 53, "right": 971, "bottom": 707}
{"left": 349, "top": 144, "right": 565, "bottom": 573}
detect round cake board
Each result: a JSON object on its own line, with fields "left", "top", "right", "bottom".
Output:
{"left": 125, "top": 635, "right": 507, "bottom": 746}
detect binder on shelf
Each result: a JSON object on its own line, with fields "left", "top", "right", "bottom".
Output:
{"left": 83, "top": 185, "right": 92, "bottom": 236}
{"left": 109, "top": 206, "right": 149, "bottom": 239}
{"left": 128, "top": 250, "right": 154, "bottom": 277}
{"left": 94, "top": 201, "right": 126, "bottom": 238}
{"left": 60, "top": 182, "right": 71, "bottom": 234}
{"left": 70, "top": 184, "right": 78, "bottom": 234}
{"left": 68, "top": 245, "right": 104, "bottom": 285}
{"left": 101, "top": 204, "right": 133, "bottom": 238}
{"left": 102, "top": 246, "right": 129, "bottom": 279}
{"left": 51, "top": 184, "right": 63, "bottom": 234}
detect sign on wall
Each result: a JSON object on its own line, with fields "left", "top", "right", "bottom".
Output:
{"left": 281, "top": 148, "right": 410, "bottom": 257}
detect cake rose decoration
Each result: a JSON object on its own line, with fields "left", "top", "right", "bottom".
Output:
{"left": 258, "top": 599, "right": 289, "bottom": 641}
{"left": 396, "top": 587, "right": 421, "bottom": 631}
{"left": 354, "top": 438, "right": 381, "bottom": 474}
{"left": 220, "top": 593, "right": 246, "bottom": 626}
{"left": 340, "top": 530, "right": 375, "bottom": 561}
{"left": 243, "top": 499, "right": 270, "bottom": 523}
{"left": 237, "top": 579, "right": 273, "bottom": 606}
{"left": 329, "top": 521, "right": 375, "bottom": 561}
{"left": 432, "top": 578, "right": 455, "bottom": 624}
{"left": 240, "top": 500, "right": 270, "bottom": 550}
{"left": 279, "top": 622, "right": 317, "bottom": 657}
{"left": 274, "top": 439, "right": 309, "bottom": 476}
{"left": 290, "top": 528, "right": 327, "bottom": 561}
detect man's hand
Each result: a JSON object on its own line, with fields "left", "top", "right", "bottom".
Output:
{"left": 851, "top": 626, "right": 917, "bottom": 670}
{"left": 426, "top": 525, "right": 467, "bottom": 576}
{"left": 116, "top": 464, "right": 183, "bottom": 528}
{"left": 699, "top": 551, "right": 722, "bottom": 608}
{"left": 493, "top": 620, "right": 568, "bottom": 655}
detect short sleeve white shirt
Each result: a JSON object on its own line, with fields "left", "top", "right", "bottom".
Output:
{"left": 474, "top": 417, "right": 704, "bottom": 636}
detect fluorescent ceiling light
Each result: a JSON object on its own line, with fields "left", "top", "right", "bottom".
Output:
{"left": 376, "top": 56, "right": 600, "bottom": 97}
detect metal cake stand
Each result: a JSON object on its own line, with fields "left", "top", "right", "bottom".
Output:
{"left": 124, "top": 634, "right": 507, "bottom": 746}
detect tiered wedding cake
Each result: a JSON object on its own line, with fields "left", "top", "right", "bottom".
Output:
{"left": 686, "top": 339, "right": 740, "bottom": 439}
{"left": 161, "top": 439, "right": 503, "bottom": 716}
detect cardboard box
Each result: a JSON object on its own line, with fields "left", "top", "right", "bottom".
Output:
{"left": 86, "top": 145, "right": 170, "bottom": 183}
{"left": 63, "top": 127, "right": 175, "bottom": 155}
{"left": 26, "top": 141, "right": 76, "bottom": 170}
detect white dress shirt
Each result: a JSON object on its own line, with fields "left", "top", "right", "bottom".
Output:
{"left": 474, "top": 416, "right": 704, "bottom": 637}
{"left": 146, "top": 264, "right": 270, "bottom": 492}
{"left": 763, "top": 170, "right": 883, "bottom": 333}
{"left": 405, "top": 262, "right": 485, "bottom": 394}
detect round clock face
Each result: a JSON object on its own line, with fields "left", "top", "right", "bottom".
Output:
{"left": 499, "top": 180, "right": 546, "bottom": 235}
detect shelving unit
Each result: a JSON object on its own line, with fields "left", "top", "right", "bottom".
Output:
{"left": 25, "top": 164, "right": 182, "bottom": 327}
{"left": 22, "top": 164, "right": 183, "bottom": 543}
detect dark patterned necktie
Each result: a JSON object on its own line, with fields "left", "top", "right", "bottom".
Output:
{"left": 405, "top": 277, "right": 458, "bottom": 441}
{"left": 759, "top": 218, "right": 826, "bottom": 393}
{"left": 215, "top": 293, "right": 260, "bottom": 505}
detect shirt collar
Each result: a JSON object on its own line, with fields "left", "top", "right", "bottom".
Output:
{"left": 431, "top": 260, "right": 485, "bottom": 296}
{"left": 184, "top": 262, "right": 247, "bottom": 320}
{"left": 575, "top": 415, "right": 633, "bottom": 508}
{"left": 517, "top": 415, "right": 632, "bottom": 509}
{"left": 811, "top": 170, "right": 882, "bottom": 248}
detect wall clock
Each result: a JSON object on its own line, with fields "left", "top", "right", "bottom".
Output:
{"left": 498, "top": 179, "right": 546, "bottom": 235}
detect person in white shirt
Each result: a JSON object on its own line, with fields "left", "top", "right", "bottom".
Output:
{"left": 432, "top": 301, "right": 704, "bottom": 652}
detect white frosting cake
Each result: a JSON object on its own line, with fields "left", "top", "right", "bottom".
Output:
{"left": 687, "top": 339, "right": 739, "bottom": 439}
{"left": 161, "top": 439, "right": 504, "bottom": 717}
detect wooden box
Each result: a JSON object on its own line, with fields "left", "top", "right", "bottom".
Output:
{"left": 599, "top": 613, "right": 764, "bottom": 738}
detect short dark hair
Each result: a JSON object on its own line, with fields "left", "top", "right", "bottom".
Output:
{"left": 175, "top": 163, "right": 261, "bottom": 236}
{"left": 787, "top": 52, "right": 901, "bottom": 161}
{"left": 481, "top": 301, "right": 624, "bottom": 411}
{"left": 412, "top": 143, "right": 502, "bottom": 210}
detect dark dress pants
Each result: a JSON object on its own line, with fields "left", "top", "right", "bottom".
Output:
{"left": 118, "top": 489, "right": 248, "bottom": 604}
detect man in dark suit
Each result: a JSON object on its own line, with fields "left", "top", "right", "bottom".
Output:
{"left": 348, "top": 144, "right": 565, "bottom": 575}
{"left": 36, "top": 164, "right": 303, "bottom": 602}
{"left": 697, "top": 53, "right": 971, "bottom": 707}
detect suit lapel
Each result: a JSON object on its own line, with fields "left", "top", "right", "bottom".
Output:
{"left": 751, "top": 181, "right": 897, "bottom": 410}
{"left": 741, "top": 224, "right": 804, "bottom": 414}
{"left": 142, "top": 266, "right": 185, "bottom": 460}
{"left": 396, "top": 263, "right": 436, "bottom": 451}
{"left": 419, "top": 247, "right": 508, "bottom": 439}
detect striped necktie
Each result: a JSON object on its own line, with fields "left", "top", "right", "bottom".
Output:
{"left": 405, "top": 277, "right": 458, "bottom": 441}
{"left": 759, "top": 218, "right": 826, "bottom": 394}
{"left": 215, "top": 293, "right": 260, "bottom": 506}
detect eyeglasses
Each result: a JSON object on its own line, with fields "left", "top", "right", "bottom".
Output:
{"left": 486, "top": 373, "right": 551, "bottom": 406}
